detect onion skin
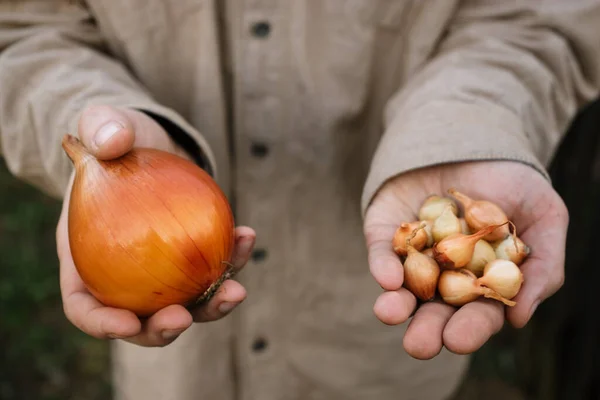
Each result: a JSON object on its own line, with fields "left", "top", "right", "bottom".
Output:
{"left": 431, "top": 206, "right": 462, "bottom": 243}
{"left": 403, "top": 245, "right": 440, "bottom": 301}
{"left": 448, "top": 188, "right": 509, "bottom": 241}
{"left": 465, "top": 240, "right": 496, "bottom": 277}
{"left": 433, "top": 222, "right": 510, "bottom": 269}
{"left": 477, "top": 259, "right": 524, "bottom": 299}
{"left": 392, "top": 221, "right": 428, "bottom": 256}
{"left": 63, "top": 134, "right": 235, "bottom": 317}
{"left": 493, "top": 234, "right": 530, "bottom": 266}
{"left": 418, "top": 195, "right": 458, "bottom": 222}
{"left": 438, "top": 270, "right": 481, "bottom": 306}
{"left": 438, "top": 268, "right": 517, "bottom": 307}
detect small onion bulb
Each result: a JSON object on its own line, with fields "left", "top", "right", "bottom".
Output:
{"left": 432, "top": 205, "right": 462, "bottom": 243}
{"left": 392, "top": 221, "right": 428, "bottom": 256}
{"left": 465, "top": 240, "right": 496, "bottom": 277}
{"left": 418, "top": 195, "right": 458, "bottom": 221}
{"left": 448, "top": 188, "right": 510, "bottom": 242}
{"left": 493, "top": 234, "right": 531, "bottom": 266}
{"left": 438, "top": 269, "right": 516, "bottom": 307}
{"left": 433, "top": 221, "right": 511, "bottom": 269}
{"left": 402, "top": 225, "right": 440, "bottom": 301}
{"left": 477, "top": 259, "right": 524, "bottom": 300}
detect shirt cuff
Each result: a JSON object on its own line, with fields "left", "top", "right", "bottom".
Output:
{"left": 137, "top": 109, "right": 214, "bottom": 176}
{"left": 361, "top": 99, "right": 550, "bottom": 217}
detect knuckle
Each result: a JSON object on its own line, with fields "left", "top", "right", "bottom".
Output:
{"left": 61, "top": 301, "right": 75, "bottom": 325}
{"left": 364, "top": 229, "right": 380, "bottom": 248}
{"left": 62, "top": 301, "right": 96, "bottom": 338}
{"left": 193, "top": 308, "right": 216, "bottom": 323}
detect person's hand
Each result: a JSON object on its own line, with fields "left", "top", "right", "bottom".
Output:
{"left": 364, "top": 161, "right": 567, "bottom": 359}
{"left": 56, "top": 105, "right": 256, "bottom": 347}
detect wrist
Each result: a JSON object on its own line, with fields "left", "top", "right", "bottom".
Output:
{"left": 134, "top": 109, "right": 212, "bottom": 172}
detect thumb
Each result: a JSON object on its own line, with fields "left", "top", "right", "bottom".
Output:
{"left": 77, "top": 105, "right": 135, "bottom": 160}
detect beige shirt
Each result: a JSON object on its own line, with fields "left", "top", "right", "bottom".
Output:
{"left": 1, "top": 1, "right": 599, "bottom": 399}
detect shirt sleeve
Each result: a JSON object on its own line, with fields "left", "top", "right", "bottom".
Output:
{"left": 0, "top": 1, "right": 217, "bottom": 199}
{"left": 361, "top": 0, "right": 600, "bottom": 215}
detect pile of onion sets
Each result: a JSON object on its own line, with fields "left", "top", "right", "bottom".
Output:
{"left": 62, "top": 134, "right": 236, "bottom": 317}
{"left": 392, "top": 189, "right": 530, "bottom": 307}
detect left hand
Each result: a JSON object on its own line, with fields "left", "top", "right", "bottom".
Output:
{"left": 364, "top": 160, "right": 568, "bottom": 359}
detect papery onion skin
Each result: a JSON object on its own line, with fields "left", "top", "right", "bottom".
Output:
{"left": 465, "top": 240, "right": 496, "bottom": 277}
{"left": 478, "top": 259, "right": 524, "bottom": 300}
{"left": 438, "top": 269, "right": 481, "bottom": 306}
{"left": 433, "top": 222, "right": 510, "bottom": 269}
{"left": 418, "top": 195, "right": 458, "bottom": 222}
{"left": 392, "top": 221, "right": 428, "bottom": 256}
{"left": 403, "top": 246, "right": 440, "bottom": 302}
{"left": 493, "top": 235, "right": 530, "bottom": 266}
{"left": 448, "top": 188, "right": 510, "bottom": 242}
{"left": 431, "top": 206, "right": 462, "bottom": 243}
{"left": 63, "top": 134, "right": 235, "bottom": 317}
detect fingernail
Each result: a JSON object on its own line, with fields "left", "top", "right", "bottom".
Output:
{"left": 218, "top": 301, "right": 237, "bottom": 314}
{"left": 239, "top": 238, "right": 254, "bottom": 256}
{"left": 107, "top": 333, "right": 126, "bottom": 340}
{"left": 95, "top": 121, "right": 123, "bottom": 148}
{"left": 161, "top": 329, "right": 185, "bottom": 341}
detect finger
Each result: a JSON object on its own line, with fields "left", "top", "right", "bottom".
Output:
{"left": 506, "top": 202, "right": 568, "bottom": 328}
{"left": 62, "top": 291, "right": 142, "bottom": 339}
{"left": 189, "top": 228, "right": 256, "bottom": 321}
{"left": 367, "top": 237, "right": 404, "bottom": 291}
{"left": 192, "top": 280, "right": 248, "bottom": 322}
{"left": 122, "top": 304, "right": 194, "bottom": 347}
{"left": 373, "top": 289, "right": 417, "bottom": 325}
{"left": 231, "top": 226, "right": 257, "bottom": 270}
{"left": 442, "top": 299, "right": 504, "bottom": 355}
{"left": 77, "top": 105, "right": 135, "bottom": 160}
{"left": 58, "top": 224, "right": 141, "bottom": 338}
{"left": 403, "top": 301, "right": 455, "bottom": 360}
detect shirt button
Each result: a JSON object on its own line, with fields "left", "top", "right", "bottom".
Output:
{"left": 251, "top": 248, "right": 268, "bottom": 262}
{"left": 250, "top": 142, "right": 269, "bottom": 158}
{"left": 251, "top": 21, "right": 271, "bottom": 38}
{"left": 252, "top": 337, "right": 268, "bottom": 352}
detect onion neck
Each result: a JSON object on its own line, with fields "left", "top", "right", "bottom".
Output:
{"left": 448, "top": 189, "right": 473, "bottom": 209}
{"left": 62, "top": 134, "right": 94, "bottom": 166}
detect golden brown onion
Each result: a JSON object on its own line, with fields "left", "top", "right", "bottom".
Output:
{"left": 62, "top": 134, "right": 235, "bottom": 317}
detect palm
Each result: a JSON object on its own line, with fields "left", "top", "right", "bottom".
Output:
{"left": 56, "top": 106, "right": 256, "bottom": 347}
{"left": 364, "top": 160, "right": 567, "bottom": 359}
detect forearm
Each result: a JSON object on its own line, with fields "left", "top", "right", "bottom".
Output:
{"left": 362, "top": 1, "right": 600, "bottom": 214}
{"left": 0, "top": 1, "right": 215, "bottom": 198}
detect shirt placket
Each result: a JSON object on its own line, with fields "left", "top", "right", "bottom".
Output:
{"left": 231, "top": 1, "right": 289, "bottom": 399}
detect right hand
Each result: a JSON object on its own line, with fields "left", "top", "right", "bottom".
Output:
{"left": 364, "top": 161, "right": 567, "bottom": 359}
{"left": 56, "top": 105, "right": 256, "bottom": 347}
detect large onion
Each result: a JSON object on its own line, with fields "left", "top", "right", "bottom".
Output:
{"left": 62, "top": 134, "right": 235, "bottom": 317}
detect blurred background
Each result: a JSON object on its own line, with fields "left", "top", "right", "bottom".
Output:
{"left": 1, "top": 97, "right": 599, "bottom": 400}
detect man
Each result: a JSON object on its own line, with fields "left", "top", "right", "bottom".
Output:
{"left": 1, "top": 1, "right": 599, "bottom": 399}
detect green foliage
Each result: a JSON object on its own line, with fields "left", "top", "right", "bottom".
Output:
{"left": 0, "top": 160, "right": 111, "bottom": 400}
